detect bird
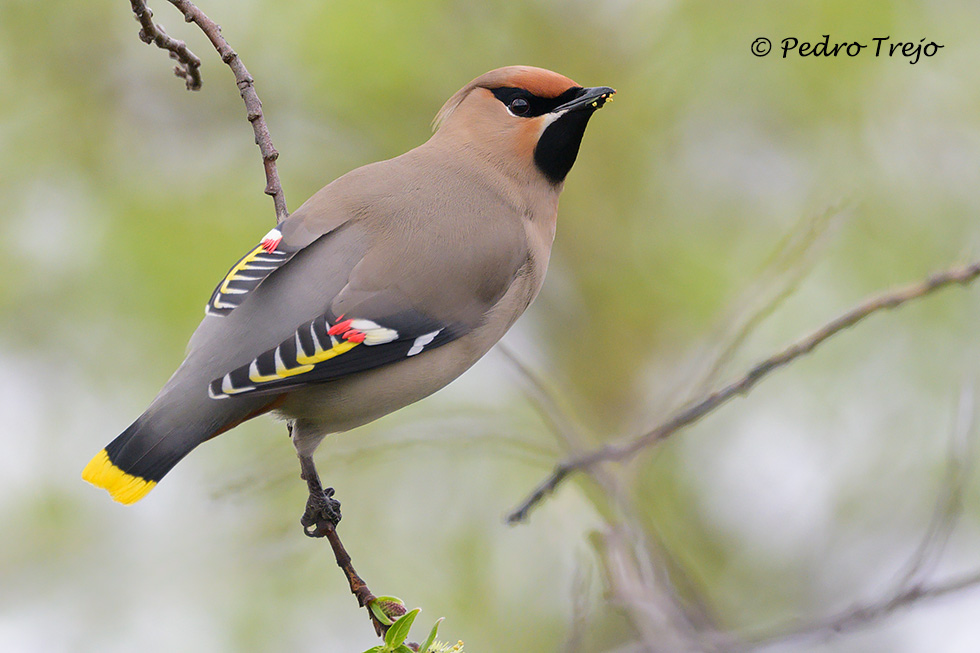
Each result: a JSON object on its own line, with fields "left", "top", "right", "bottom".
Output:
{"left": 83, "top": 65, "right": 614, "bottom": 535}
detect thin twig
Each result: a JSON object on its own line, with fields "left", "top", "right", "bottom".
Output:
{"left": 129, "top": 0, "right": 289, "bottom": 221}
{"left": 562, "top": 554, "right": 594, "bottom": 653}
{"left": 496, "top": 344, "right": 591, "bottom": 452}
{"left": 597, "top": 527, "right": 714, "bottom": 653}
{"left": 130, "top": 0, "right": 202, "bottom": 90}
{"left": 323, "top": 522, "right": 387, "bottom": 637}
{"left": 508, "top": 260, "right": 980, "bottom": 524}
{"left": 126, "top": 0, "right": 385, "bottom": 641}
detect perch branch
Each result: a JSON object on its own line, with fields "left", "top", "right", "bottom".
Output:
{"left": 129, "top": 0, "right": 289, "bottom": 222}
{"left": 322, "top": 521, "right": 387, "bottom": 637}
{"left": 126, "top": 0, "right": 387, "bottom": 641}
{"left": 508, "top": 260, "right": 980, "bottom": 524}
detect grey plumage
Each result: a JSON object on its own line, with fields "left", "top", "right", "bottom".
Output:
{"left": 83, "top": 65, "right": 613, "bottom": 506}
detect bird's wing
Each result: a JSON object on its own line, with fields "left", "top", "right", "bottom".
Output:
{"left": 207, "top": 300, "right": 463, "bottom": 398}
{"left": 204, "top": 188, "right": 355, "bottom": 317}
{"left": 204, "top": 225, "right": 299, "bottom": 316}
{"left": 205, "top": 219, "right": 529, "bottom": 398}
{"left": 202, "top": 152, "right": 531, "bottom": 398}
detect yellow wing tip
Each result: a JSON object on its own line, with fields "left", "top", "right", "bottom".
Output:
{"left": 82, "top": 449, "right": 157, "bottom": 505}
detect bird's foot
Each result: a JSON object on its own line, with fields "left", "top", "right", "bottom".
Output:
{"left": 301, "top": 486, "right": 342, "bottom": 537}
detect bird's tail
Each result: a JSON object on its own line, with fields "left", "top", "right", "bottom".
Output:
{"left": 83, "top": 386, "right": 283, "bottom": 505}
{"left": 82, "top": 416, "right": 199, "bottom": 505}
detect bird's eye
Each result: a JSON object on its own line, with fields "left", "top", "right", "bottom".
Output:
{"left": 509, "top": 97, "right": 530, "bottom": 116}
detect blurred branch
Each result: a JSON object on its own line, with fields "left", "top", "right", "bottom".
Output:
{"left": 497, "top": 345, "right": 591, "bottom": 453}
{"left": 499, "top": 345, "right": 727, "bottom": 651}
{"left": 128, "top": 0, "right": 289, "bottom": 222}
{"left": 563, "top": 554, "right": 594, "bottom": 653}
{"left": 688, "top": 201, "right": 848, "bottom": 398}
{"left": 891, "top": 382, "right": 977, "bottom": 591}
{"left": 506, "top": 208, "right": 839, "bottom": 652}
{"left": 508, "top": 259, "right": 980, "bottom": 524}
{"left": 746, "top": 384, "right": 979, "bottom": 649}
{"left": 743, "top": 569, "right": 980, "bottom": 649}
{"left": 214, "top": 422, "right": 556, "bottom": 502}
{"left": 596, "top": 527, "right": 727, "bottom": 653}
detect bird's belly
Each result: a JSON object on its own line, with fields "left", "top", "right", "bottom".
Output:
{"left": 276, "top": 264, "right": 539, "bottom": 434}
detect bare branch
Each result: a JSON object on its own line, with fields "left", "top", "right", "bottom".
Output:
{"left": 129, "top": 0, "right": 289, "bottom": 222}
{"left": 508, "top": 260, "right": 980, "bottom": 524}
{"left": 562, "top": 554, "right": 594, "bottom": 653}
{"left": 130, "top": 0, "right": 202, "bottom": 90}
{"left": 322, "top": 521, "right": 388, "bottom": 637}
{"left": 597, "top": 527, "right": 717, "bottom": 653}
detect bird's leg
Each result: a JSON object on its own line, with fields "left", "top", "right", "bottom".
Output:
{"left": 289, "top": 428, "right": 381, "bottom": 634}
{"left": 299, "top": 453, "right": 342, "bottom": 537}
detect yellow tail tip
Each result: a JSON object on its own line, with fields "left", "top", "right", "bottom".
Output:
{"left": 82, "top": 449, "right": 156, "bottom": 505}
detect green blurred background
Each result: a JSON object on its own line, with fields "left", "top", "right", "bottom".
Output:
{"left": 2, "top": 1, "right": 979, "bottom": 651}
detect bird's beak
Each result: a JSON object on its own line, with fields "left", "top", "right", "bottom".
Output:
{"left": 552, "top": 86, "right": 616, "bottom": 113}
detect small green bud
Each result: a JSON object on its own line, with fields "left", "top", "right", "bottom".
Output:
{"left": 368, "top": 596, "right": 407, "bottom": 626}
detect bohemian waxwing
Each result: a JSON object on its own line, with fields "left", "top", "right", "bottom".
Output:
{"left": 83, "top": 65, "right": 614, "bottom": 534}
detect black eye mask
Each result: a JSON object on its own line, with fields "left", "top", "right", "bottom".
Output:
{"left": 490, "top": 86, "right": 584, "bottom": 118}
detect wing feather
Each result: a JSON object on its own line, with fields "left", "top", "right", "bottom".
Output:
{"left": 205, "top": 227, "right": 301, "bottom": 316}
{"left": 209, "top": 310, "right": 459, "bottom": 398}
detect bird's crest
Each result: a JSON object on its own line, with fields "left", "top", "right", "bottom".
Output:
{"left": 433, "top": 65, "right": 579, "bottom": 131}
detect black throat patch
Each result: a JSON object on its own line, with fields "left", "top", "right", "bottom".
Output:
{"left": 489, "top": 86, "right": 599, "bottom": 185}
{"left": 533, "top": 109, "right": 595, "bottom": 185}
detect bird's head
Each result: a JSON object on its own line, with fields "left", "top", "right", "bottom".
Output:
{"left": 433, "top": 66, "right": 614, "bottom": 186}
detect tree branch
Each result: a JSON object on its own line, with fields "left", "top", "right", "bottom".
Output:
{"left": 129, "top": 0, "right": 289, "bottom": 222}
{"left": 130, "top": 0, "right": 202, "bottom": 90}
{"left": 508, "top": 260, "right": 980, "bottom": 524}
{"left": 126, "top": 0, "right": 392, "bottom": 642}
{"left": 322, "top": 521, "right": 387, "bottom": 637}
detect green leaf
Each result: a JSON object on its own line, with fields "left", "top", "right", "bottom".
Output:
{"left": 359, "top": 646, "right": 385, "bottom": 653}
{"left": 418, "top": 617, "right": 444, "bottom": 653}
{"left": 369, "top": 600, "right": 393, "bottom": 626}
{"left": 384, "top": 608, "right": 420, "bottom": 648}
{"left": 393, "top": 646, "right": 415, "bottom": 653}
{"left": 375, "top": 595, "right": 405, "bottom": 606}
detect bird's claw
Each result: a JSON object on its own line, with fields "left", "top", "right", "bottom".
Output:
{"left": 301, "top": 486, "right": 342, "bottom": 537}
